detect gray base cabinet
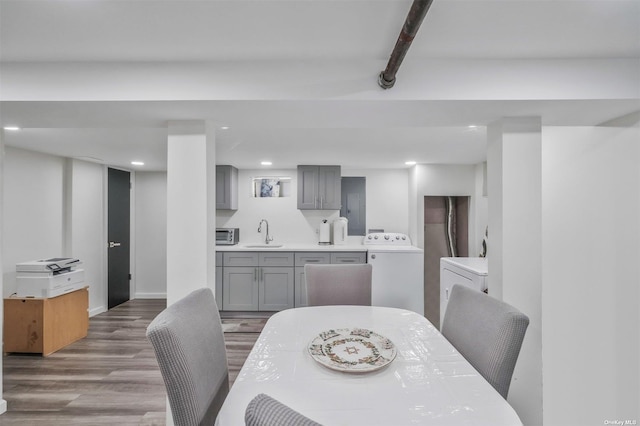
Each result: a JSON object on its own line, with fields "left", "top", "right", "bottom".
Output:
{"left": 223, "top": 267, "right": 259, "bottom": 311}
{"left": 293, "top": 252, "right": 330, "bottom": 308}
{"left": 219, "top": 250, "right": 366, "bottom": 311}
{"left": 293, "top": 251, "right": 366, "bottom": 308}
{"left": 259, "top": 267, "right": 294, "bottom": 310}
{"left": 215, "top": 252, "right": 223, "bottom": 310}
{"left": 331, "top": 252, "right": 367, "bottom": 264}
{"left": 294, "top": 267, "right": 308, "bottom": 308}
{"left": 221, "top": 251, "right": 294, "bottom": 311}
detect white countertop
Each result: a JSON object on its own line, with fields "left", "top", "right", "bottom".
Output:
{"left": 216, "top": 243, "right": 368, "bottom": 252}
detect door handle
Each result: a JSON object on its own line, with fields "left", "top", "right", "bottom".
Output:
{"left": 109, "top": 242, "right": 122, "bottom": 248}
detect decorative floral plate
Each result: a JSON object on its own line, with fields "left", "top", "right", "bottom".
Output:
{"left": 308, "top": 328, "right": 397, "bottom": 373}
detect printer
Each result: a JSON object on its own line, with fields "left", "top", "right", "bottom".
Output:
{"left": 16, "top": 257, "right": 85, "bottom": 298}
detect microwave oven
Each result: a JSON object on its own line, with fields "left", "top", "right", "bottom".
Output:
{"left": 216, "top": 228, "right": 240, "bottom": 245}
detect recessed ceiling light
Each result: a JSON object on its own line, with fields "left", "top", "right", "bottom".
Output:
{"left": 131, "top": 161, "right": 145, "bottom": 166}
{"left": 220, "top": 126, "right": 230, "bottom": 130}
{"left": 261, "top": 161, "right": 272, "bottom": 166}
{"left": 405, "top": 161, "right": 417, "bottom": 166}
{"left": 467, "top": 125, "right": 478, "bottom": 130}
{"left": 3, "top": 126, "right": 20, "bottom": 131}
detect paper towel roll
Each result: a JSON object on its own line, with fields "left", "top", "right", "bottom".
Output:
{"left": 319, "top": 220, "right": 331, "bottom": 244}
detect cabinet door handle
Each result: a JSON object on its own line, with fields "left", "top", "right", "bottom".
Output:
{"left": 260, "top": 268, "right": 264, "bottom": 282}
{"left": 254, "top": 268, "right": 258, "bottom": 282}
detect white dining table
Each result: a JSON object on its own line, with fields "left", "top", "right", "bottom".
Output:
{"left": 216, "top": 305, "right": 523, "bottom": 426}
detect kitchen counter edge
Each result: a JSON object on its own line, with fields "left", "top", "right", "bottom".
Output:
{"left": 215, "top": 244, "right": 368, "bottom": 252}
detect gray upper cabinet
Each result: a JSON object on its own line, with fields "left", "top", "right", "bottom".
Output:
{"left": 297, "top": 165, "right": 341, "bottom": 210}
{"left": 216, "top": 165, "right": 238, "bottom": 210}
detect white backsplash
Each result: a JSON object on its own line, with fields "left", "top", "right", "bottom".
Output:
{"left": 216, "top": 168, "right": 411, "bottom": 245}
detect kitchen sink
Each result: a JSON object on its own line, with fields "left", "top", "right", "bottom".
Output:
{"left": 243, "top": 244, "right": 284, "bottom": 248}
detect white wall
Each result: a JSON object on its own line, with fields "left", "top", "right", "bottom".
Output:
{"left": 166, "top": 121, "right": 216, "bottom": 306}
{"left": 474, "top": 163, "right": 488, "bottom": 257}
{"left": 344, "top": 168, "right": 409, "bottom": 235}
{"left": 2, "top": 147, "right": 65, "bottom": 297}
{"left": 134, "top": 172, "right": 167, "bottom": 298}
{"left": 69, "top": 159, "right": 107, "bottom": 315}
{"left": 542, "top": 126, "right": 639, "bottom": 425}
{"left": 487, "top": 118, "right": 543, "bottom": 426}
{"left": 2, "top": 147, "right": 108, "bottom": 315}
{"left": 0, "top": 132, "right": 7, "bottom": 414}
{"left": 216, "top": 168, "right": 410, "bottom": 245}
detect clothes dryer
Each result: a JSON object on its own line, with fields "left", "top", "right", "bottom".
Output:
{"left": 440, "top": 257, "right": 488, "bottom": 328}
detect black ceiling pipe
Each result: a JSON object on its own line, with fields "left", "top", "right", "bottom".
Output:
{"left": 378, "top": 0, "right": 435, "bottom": 89}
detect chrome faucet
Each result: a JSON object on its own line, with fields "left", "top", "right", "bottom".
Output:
{"left": 257, "top": 219, "right": 274, "bottom": 244}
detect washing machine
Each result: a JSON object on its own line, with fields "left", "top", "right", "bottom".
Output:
{"left": 364, "top": 232, "right": 424, "bottom": 315}
{"left": 440, "top": 257, "right": 488, "bottom": 327}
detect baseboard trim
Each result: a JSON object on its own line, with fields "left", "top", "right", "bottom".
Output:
{"left": 89, "top": 306, "right": 107, "bottom": 317}
{"left": 134, "top": 292, "right": 167, "bottom": 299}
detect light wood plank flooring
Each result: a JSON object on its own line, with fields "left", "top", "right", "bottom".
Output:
{"left": 1, "top": 299, "right": 263, "bottom": 425}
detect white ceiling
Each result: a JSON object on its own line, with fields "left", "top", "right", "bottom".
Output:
{"left": 1, "top": 0, "right": 639, "bottom": 171}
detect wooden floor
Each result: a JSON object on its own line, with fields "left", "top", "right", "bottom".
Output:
{"left": 1, "top": 299, "right": 262, "bottom": 425}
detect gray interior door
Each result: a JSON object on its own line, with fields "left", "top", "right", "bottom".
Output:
{"left": 340, "top": 177, "right": 366, "bottom": 235}
{"left": 108, "top": 168, "right": 131, "bottom": 309}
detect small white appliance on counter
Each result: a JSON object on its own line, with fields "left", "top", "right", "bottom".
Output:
{"left": 440, "top": 257, "right": 488, "bottom": 328}
{"left": 364, "top": 232, "right": 424, "bottom": 315}
{"left": 16, "top": 257, "right": 85, "bottom": 298}
{"left": 318, "top": 219, "right": 331, "bottom": 245}
{"left": 332, "top": 217, "right": 348, "bottom": 245}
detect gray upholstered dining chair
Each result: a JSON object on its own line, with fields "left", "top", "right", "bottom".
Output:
{"left": 304, "top": 264, "right": 372, "bottom": 306}
{"left": 441, "top": 284, "right": 529, "bottom": 399}
{"left": 245, "top": 393, "right": 322, "bottom": 426}
{"left": 146, "top": 288, "right": 229, "bottom": 426}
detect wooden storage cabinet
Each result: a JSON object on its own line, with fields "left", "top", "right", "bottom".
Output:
{"left": 4, "top": 287, "right": 89, "bottom": 356}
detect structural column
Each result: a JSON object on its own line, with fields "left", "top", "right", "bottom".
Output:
{"left": 0, "top": 130, "right": 8, "bottom": 414}
{"left": 487, "top": 117, "right": 543, "bottom": 426}
{"left": 166, "top": 121, "right": 217, "bottom": 306}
